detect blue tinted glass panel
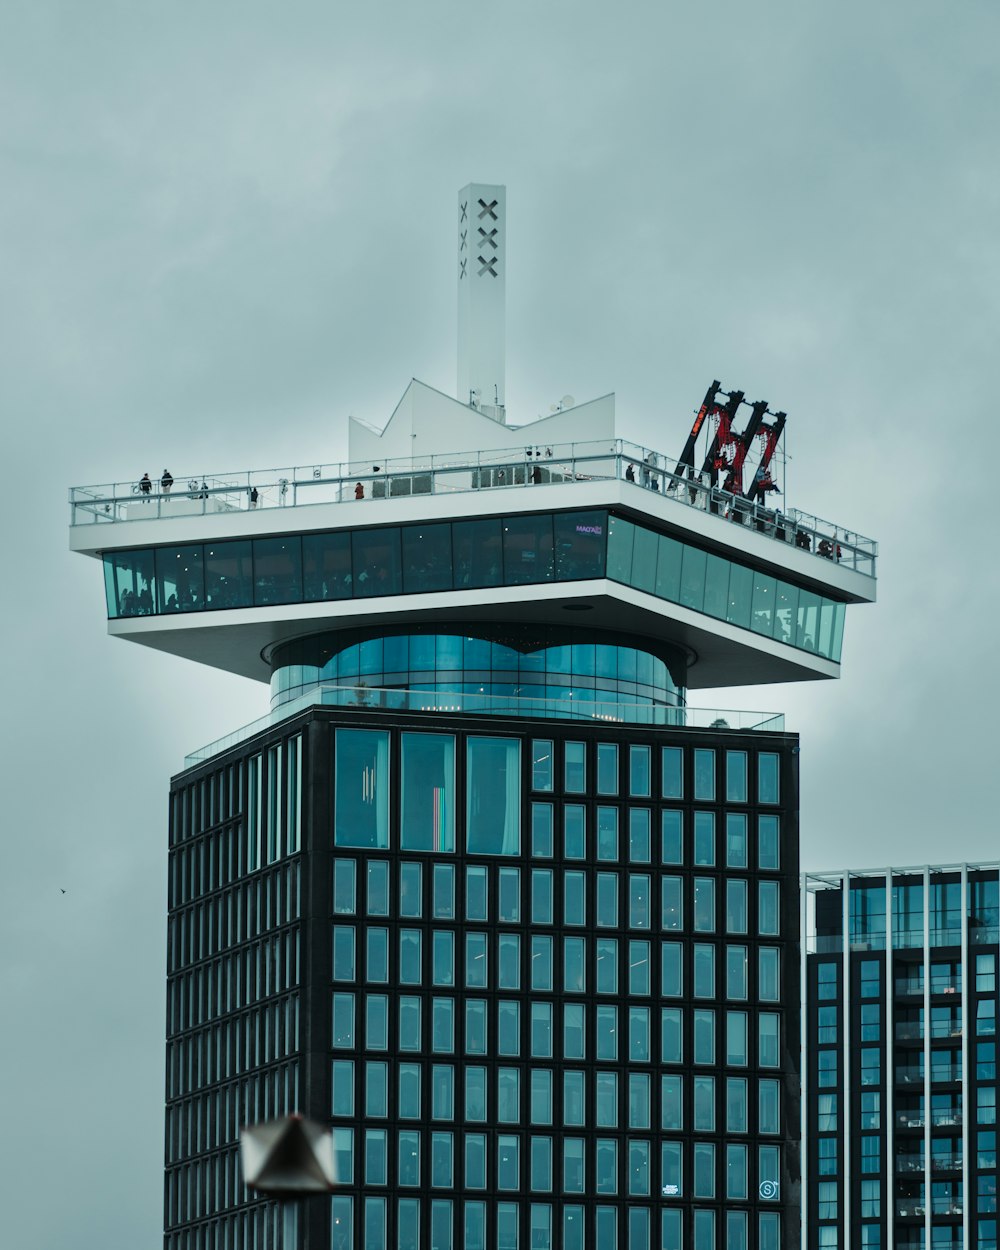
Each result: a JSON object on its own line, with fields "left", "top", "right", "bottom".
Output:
{"left": 402, "top": 525, "right": 453, "bottom": 594}
{"left": 105, "top": 549, "right": 156, "bottom": 617}
{"left": 679, "top": 547, "right": 706, "bottom": 611}
{"left": 694, "top": 750, "right": 715, "bottom": 801}
{"left": 817, "top": 601, "right": 836, "bottom": 659}
{"left": 156, "top": 544, "right": 205, "bottom": 612}
{"left": 703, "top": 554, "right": 729, "bottom": 619}
{"left": 606, "top": 517, "right": 634, "bottom": 583}
{"left": 727, "top": 563, "right": 753, "bottom": 629}
{"left": 252, "top": 536, "right": 302, "bottom": 606}
{"left": 662, "top": 748, "right": 683, "bottom": 799}
{"left": 453, "top": 519, "right": 503, "bottom": 588}
{"left": 758, "top": 755, "right": 780, "bottom": 806}
{"left": 662, "top": 811, "right": 683, "bottom": 864}
{"left": 655, "top": 535, "right": 683, "bottom": 601}
{"left": 831, "top": 603, "right": 846, "bottom": 662}
{"left": 335, "top": 729, "right": 390, "bottom": 848}
{"left": 351, "top": 528, "right": 401, "bottom": 598}
{"left": 751, "top": 574, "right": 776, "bottom": 636}
{"left": 205, "top": 540, "right": 253, "bottom": 609}
{"left": 401, "top": 734, "right": 455, "bottom": 852}
{"left": 302, "top": 531, "right": 352, "bottom": 601}
{"left": 467, "top": 738, "right": 521, "bottom": 855}
{"left": 630, "top": 526, "right": 658, "bottom": 594}
{"left": 554, "top": 511, "right": 607, "bottom": 579}
{"left": 773, "top": 581, "right": 798, "bottom": 645}
{"left": 796, "top": 590, "right": 820, "bottom": 650}
{"left": 503, "top": 515, "right": 553, "bottom": 585}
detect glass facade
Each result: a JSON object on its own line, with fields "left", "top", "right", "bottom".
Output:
{"left": 270, "top": 626, "right": 686, "bottom": 712}
{"left": 166, "top": 712, "right": 799, "bottom": 1250}
{"left": 102, "top": 507, "right": 847, "bottom": 662}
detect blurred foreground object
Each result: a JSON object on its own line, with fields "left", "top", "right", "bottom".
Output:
{"left": 240, "top": 1114, "right": 336, "bottom": 1196}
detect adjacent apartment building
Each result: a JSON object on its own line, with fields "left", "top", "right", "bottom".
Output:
{"left": 803, "top": 865, "right": 999, "bottom": 1250}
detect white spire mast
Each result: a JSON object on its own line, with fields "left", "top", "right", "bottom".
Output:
{"left": 457, "top": 182, "right": 506, "bottom": 421}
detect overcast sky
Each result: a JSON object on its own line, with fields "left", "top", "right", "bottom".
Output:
{"left": 2, "top": 1, "right": 998, "bottom": 1245}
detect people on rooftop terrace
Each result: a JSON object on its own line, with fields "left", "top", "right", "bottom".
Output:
{"left": 161, "top": 469, "right": 174, "bottom": 493}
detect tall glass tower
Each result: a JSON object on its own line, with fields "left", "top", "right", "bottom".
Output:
{"left": 69, "top": 186, "right": 877, "bottom": 1250}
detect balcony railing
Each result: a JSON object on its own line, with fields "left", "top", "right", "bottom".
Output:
{"left": 68, "top": 439, "right": 878, "bottom": 577}
{"left": 183, "top": 685, "right": 786, "bottom": 766}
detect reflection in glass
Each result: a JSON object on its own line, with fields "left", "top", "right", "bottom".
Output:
{"left": 401, "top": 733, "right": 455, "bottom": 851}
{"left": 467, "top": 738, "right": 520, "bottom": 854}
{"left": 335, "top": 729, "right": 389, "bottom": 848}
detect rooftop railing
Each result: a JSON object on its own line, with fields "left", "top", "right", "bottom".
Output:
{"left": 70, "top": 439, "right": 877, "bottom": 578}
{"left": 183, "top": 685, "right": 785, "bottom": 766}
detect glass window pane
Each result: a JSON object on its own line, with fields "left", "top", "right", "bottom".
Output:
{"left": 726, "top": 751, "right": 748, "bottom": 802}
{"left": 401, "top": 524, "right": 453, "bottom": 594}
{"left": 661, "top": 746, "right": 683, "bottom": 799}
{"left": 366, "top": 861, "right": 388, "bottom": 915}
{"left": 252, "top": 536, "right": 302, "bottom": 605}
{"left": 693, "top": 749, "right": 715, "bottom": 801}
{"left": 654, "top": 534, "right": 683, "bottom": 600}
{"left": 693, "top": 878, "right": 715, "bottom": 932}
{"left": 532, "top": 803, "right": 554, "bottom": 859}
{"left": 693, "top": 812, "right": 714, "bottom": 865}
{"left": 401, "top": 734, "right": 455, "bottom": 852}
{"left": 351, "top": 527, "right": 401, "bottom": 597}
{"left": 156, "top": 543, "right": 206, "bottom": 612}
{"left": 466, "top": 866, "right": 488, "bottom": 921}
{"left": 662, "top": 877, "right": 683, "bottom": 930}
{"left": 204, "top": 539, "right": 253, "bottom": 608}
{"left": 661, "top": 1007, "right": 683, "bottom": 1063}
{"left": 453, "top": 519, "right": 503, "bottom": 589}
{"left": 606, "top": 516, "right": 635, "bottom": 583}
{"left": 531, "top": 936, "right": 552, "bottom": 992}
{"left": 758, "top": 754, "right": 780, "bottom": 805}
{"left": 759, "top": 881, "right": 780, "bottom": 935}
{"left": 597, "top": 743, "right": 619, "bottom": 795}
{"left": 629, "top": 524, "right": 658, "bottom": 594}
{"left": 503, "top": 514, "right": 553, "bottom": 584}
{"left": 629, "top": 746, "right": 651, "bottom": 797}
{"left": 302, "top": 531, "right": 352, "bottom": 602}
{"left": 727, "top": 563, "right": 753, "bottom": 629}
{"left": 564, "top": 742, "right": 586, "bottom": 794}
{"left": 597, "top": 807, "right": 618, "bottom": 861}
{"left": 335, "top": 730, "right": 390, "bottom": 848}
{"left": 703, "top": 553, "right": 730, "bottom": 618}
{"left": 565, "top": 805, "right": 586, "bottom": 858}
{"left": 662, "top": 810, "right": 683, "bottom": 864}
{"left": 466, "top": 738, "right": 521, "bottom": 854}
{"left": 679, "top": 546, "right": 706, "bottom": 611}
{"left": 531, "top": 741, "right": 554, "bottom": 792}
{"left": 554, "top": 510, "right": 607, "bottom": 579}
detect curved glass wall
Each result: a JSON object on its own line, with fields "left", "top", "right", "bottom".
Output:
{"left": 101, "top": 506, "right": 846, "bottom": 661}
{"left": 269, "top": 625, "right": 687, "bottom": 713}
